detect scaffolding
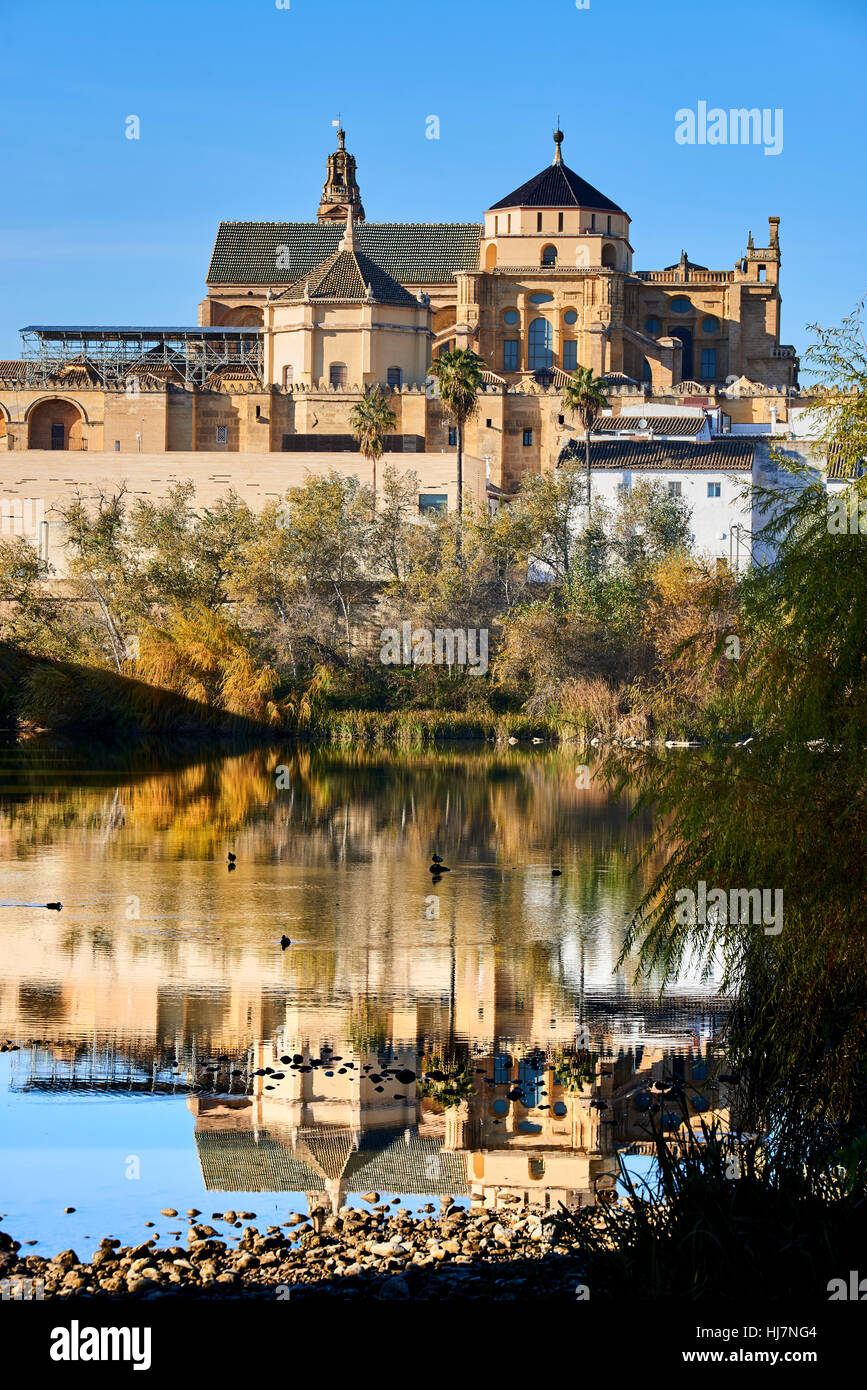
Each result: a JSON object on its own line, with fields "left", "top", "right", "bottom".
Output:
{"left": 8, "top": 1038, "right": 217, "bottom": 1094}
{"left": 18, "top": 324, "right": 264, "bottom": 389}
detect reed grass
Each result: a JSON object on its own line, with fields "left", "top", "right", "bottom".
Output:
{"left": 548, "top": 1093, "right": 867, "bottom": 1301}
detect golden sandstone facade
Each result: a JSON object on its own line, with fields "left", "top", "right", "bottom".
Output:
{"left": 0, "top": 128, "right": 803, "bottom": 495}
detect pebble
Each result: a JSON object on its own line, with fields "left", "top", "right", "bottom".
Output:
{"left": 0, "top": 1205, "right": 573, "bottom": 1301}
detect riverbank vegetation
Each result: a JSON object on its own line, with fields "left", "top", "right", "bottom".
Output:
{"left": 0, "top": 443, "right": 734, "bottom": 741}
{"left": 570, "top": 315, "right": 867, "bottom": 1293}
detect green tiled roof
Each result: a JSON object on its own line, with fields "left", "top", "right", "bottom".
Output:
{"left": 207, "top": 222, "right": 482, "bottom": 287}
{"left": 343, "top": 1131, "right": 467, "bottom": 1197}
{"left": 275, "top": 246, "right": 420, "bottom": 307}
{"left": 195, "top": 1126, "right": 467, "bottom": 1196}
{"left": 196, "top": 1130, "right": 323, "bottom": 1192}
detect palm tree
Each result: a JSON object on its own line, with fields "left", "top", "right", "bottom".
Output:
{"left": 349, "top": 387, "right": 396, "bottom": 505}
{"left": 561, "top": 366, "right": 608, "bottom": 522}
{"left": 427, "top": 347, "right": 486, "bottom": 519}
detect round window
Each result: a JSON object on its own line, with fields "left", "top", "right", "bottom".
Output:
{"left": 503, "top": 308, "right": 519, "bottom": 325}
{"left": 644, "top": 316, "right": 661, "bottom": 335}
{"left": 670, "top": 296, "right": 692, "bottom": 314}
{"left": 702, "top": 315, "right": 720, "bottom": 333}
{"left": 529, "top": 292, "right": 554, "bottom": 304}
{"left": 563, "top": 308, "right": 578, "bottom": 325}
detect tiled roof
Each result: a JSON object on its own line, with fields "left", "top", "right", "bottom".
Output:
{"left": 52, "top": 367, "right": 104, "bottom": 387}
{"left": 490, "top": 161, "right": 625, "bottom": 214}
{"left": 827, "top": 444, "right": 865, "bottom": 481}
{"left": 594, "top": 415, "right": 707, "bottom": 438}
{"left": 196, "top": 1130, "right": 322, "bottom": 1192}
{"left": 558, "top": 438, "right": 756, "bottom": 471}
{"left": 275, "top": 246, "right": 420, "bottom": 307}
{"left": 195, "top": 1126, "right": 467, "bottom": 1195}
{"left": 343, "top": 1130, "right": 467, "bottom": 1196}
{"left": 0, "top": 361, "right": 27, "bottom": 380}
{"left": 207, "top": 222, "right": 482, "bottom": 286}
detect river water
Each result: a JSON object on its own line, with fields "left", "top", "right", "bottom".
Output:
{"left": 0, "top": 744, "right": 727, "bottom": 1255}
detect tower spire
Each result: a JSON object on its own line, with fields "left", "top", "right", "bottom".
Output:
{"left": 317, "top": 125, "right": 365, "bottom": 224}
{"left": 552, "top": 124, "right": 564, "bottom": 166}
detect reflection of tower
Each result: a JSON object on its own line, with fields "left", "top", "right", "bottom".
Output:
{"left": 444, "top": 1100, "right": 471, "bottom": 1151}
{"left": 565, "top": 1088, "right": 613, "bottom": 1155}
{"left": 306, "top": 1174, "right": 346, "bottom": 1219}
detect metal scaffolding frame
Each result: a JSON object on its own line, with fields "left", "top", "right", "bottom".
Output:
{"left": 18, "top": 324, "right": 264, "bottom": 388}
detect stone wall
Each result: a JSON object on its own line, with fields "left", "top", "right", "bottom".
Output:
{"left": 0, "top": 449, "right": 486, "bottom": 578}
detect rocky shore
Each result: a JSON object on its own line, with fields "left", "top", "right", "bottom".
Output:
{"left": 0, "top": 1199, "right": 590, "bottom": 1300}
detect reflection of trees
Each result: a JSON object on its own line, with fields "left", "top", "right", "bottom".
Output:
{"left": 553, "top": 1048, "right": 598, "bottom": 1091}
{"left": 347, "top": 1001, "right": 390, "bottom": 1054}
{"left": 0, "top": 747, "right": 719, "bottom": 1058}
{"left": 418, "top": 1053, "right": 475, "bottom": 1110}
{"left": 0, "top": 747, "right": 654, "bottom": 875}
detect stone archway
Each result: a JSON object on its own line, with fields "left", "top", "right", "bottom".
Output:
{"left": 27, "top": 398, "right": 86, "bottom": 450}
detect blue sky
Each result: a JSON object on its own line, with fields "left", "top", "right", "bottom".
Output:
{"left": 1, "top": 0, "right": 864, "bottom": 367}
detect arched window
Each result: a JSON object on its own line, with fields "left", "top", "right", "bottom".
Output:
{"left": 541, "top": 244, "right": 558, "bottom": 267}
{"left": 329, "top": 362, "right": 347, "bottom": 387}
{"left": 602, "top": 243, "right": 617, "bottom": 269}
{"left": 528, "top": 317, "right": 553, "bottom": 370}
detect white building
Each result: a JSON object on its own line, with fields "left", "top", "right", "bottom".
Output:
{"left": 556, "top": 403, "right": 833, "bottom": 573}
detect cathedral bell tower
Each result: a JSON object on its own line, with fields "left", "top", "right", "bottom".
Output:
{"left": 317, "top": 127, "right": 365, "bottom": 224}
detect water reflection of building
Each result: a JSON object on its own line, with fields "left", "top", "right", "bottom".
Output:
{"left": 190, "top": 1101, "right": 467, "bottom": 1212}
{"left": 182, "top": 1013, "right": 729, "bottom": 1214}
{"left": 0, "top": 749, "right": 726, "bottom": 1061}
{"left": 189, "top": 1033, "right": 465, "bottom": 1210}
